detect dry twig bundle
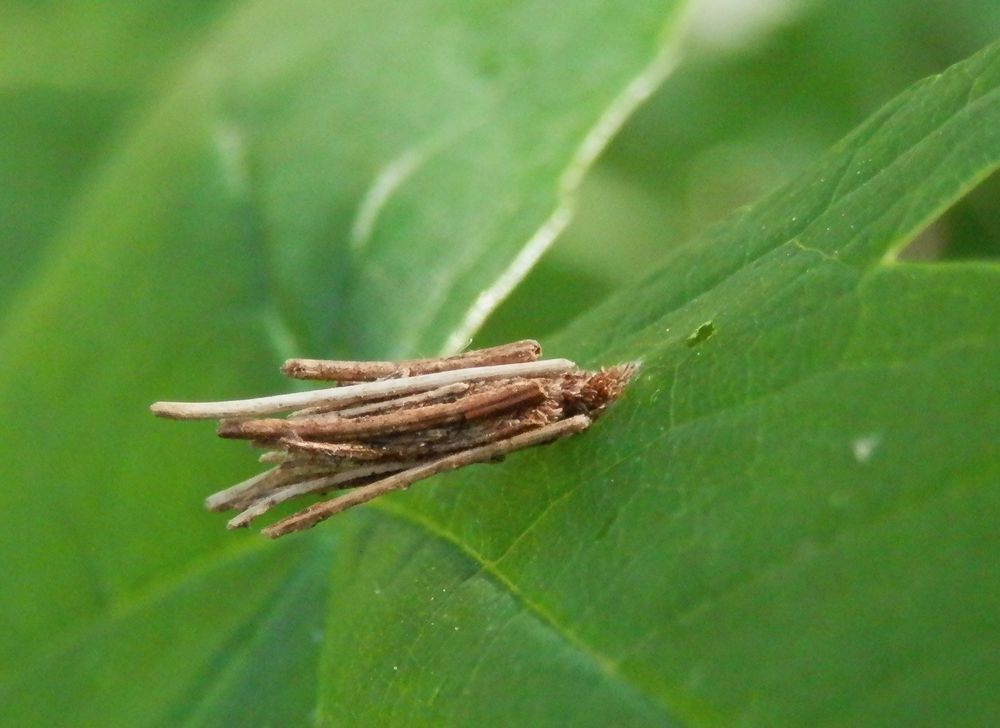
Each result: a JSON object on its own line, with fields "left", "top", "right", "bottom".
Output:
{"left": 150, "top": 340, "right": 634, "bottom": 538}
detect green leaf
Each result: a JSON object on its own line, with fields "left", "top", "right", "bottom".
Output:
{"left": 511, "top": 0, "right": 1000, "bottom": 343}
{"left": 319, "top": 42, "right": 1000, "bottom": 724}
{"left": 0, "top": 1, "right": 236, "bottom": 90}
{"left": 0, "top": 1, "right": 684, "bottom": 726}
{"left": 4, "top": 7, "right": 997, "bottom": 727}
{"left": 0, "top": 1, "right": 236, "bottom": 309}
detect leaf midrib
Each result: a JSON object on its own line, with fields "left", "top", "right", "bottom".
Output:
{"left": 7, "top": 326, "right": 991, "bottom": 721}
{"left": 369, "top": 500, "right": 698, "bottom": 727}
{"left": 368, "top": 332, "right": 993, "bottom": 728}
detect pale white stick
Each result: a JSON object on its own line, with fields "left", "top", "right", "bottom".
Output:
{"left": 204, "top": 463, "right": 332, "bottom": 512}
{"left": 205, "top": 467, "right": 277, "bottom": 512}
{"left": 151, "top": 359, "right": 574, "bottom": 420}
{"left": 227, "top": 461, "right": 416, "bottom": 529}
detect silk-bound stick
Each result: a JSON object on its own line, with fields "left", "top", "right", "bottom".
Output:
{"left": 291, "top": 382, "right": 470, "bottom": 419}
{"left": 261, "top": 415, "right": 591, "bottom": 538}
{"left": 204, "top": 463, "right": 333, "bottom": 512}
{"left": 150, "top": 359, "right": 573, "bottom": 420}
{"left": 281, "top": 340, "right": 541, "bottom": 382}
{"left": 216, "top": 380, "right": 548, "bottom": 440}
{"left": 149, "top": 340, "right": 636, "bottom": 537}
{"left": 273, "top": 415, "right": 545, "bottom": 462}
{"left": 227, "top": 460, "right": 419, "bottom": 529}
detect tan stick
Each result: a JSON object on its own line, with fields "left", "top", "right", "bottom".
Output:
{"left": 149, "top": 359, "right": 573, "bottom": 420}
{"left": 282, "top": 340, "right": 540, "bottom": 381}
{"left": 274, "top": 424, "right": 465, "bottom": 461}
{"left": 205, "top": 463, "right": 333, "bottom": 512}
{"left": 258, "top": 451, "right": 289, "bottom": 464}
{"left": 277, "top": 439, "right": 387, "bottom": 461}
{"left": 216, "top": 380, "right": 547, "bottom": 440}
{"left": 275, "top": 414, "right": 547, "bottom": 462}
{"left": 290, "top": 382, "right": 470, "bottom": 420}
{"left": 261, "top": 415, "right": 591, "bottom": 538}
{"left": 227, "top": 461, "right": 417, "bottom": 529}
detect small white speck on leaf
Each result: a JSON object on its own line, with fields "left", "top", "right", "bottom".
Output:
{"left": 852, "top": 434, "right": 882, "bottom": 463}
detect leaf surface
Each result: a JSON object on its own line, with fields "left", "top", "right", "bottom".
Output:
{"left": 321, "top": 42, "right": 1000, "bottom": 725}
{"left": 0, "top": 0, "right": 235, "bottom": 308}
{"left": 3, "top": 7, "right": 997, "bottom": 728}
{"left": 0, "top": 1, "right": 684, "bottom": 725}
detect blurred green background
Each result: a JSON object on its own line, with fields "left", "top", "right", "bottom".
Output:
{"left": 477, "top": 0, "right": 1000, "bottom": 344}
{"left": 1, "top": 2, "right": 999, "bottom": 724}
{"left": 3, "top": 0, "right": 999, "bottom": 325}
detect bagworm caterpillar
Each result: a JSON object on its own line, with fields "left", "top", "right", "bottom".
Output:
{"left": 150, "top": 340, "right": 634, "bottom": 538}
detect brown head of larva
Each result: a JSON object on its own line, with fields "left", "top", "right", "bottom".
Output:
{"left": 558, "top": 363, "right": 639, "bottom": 419}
